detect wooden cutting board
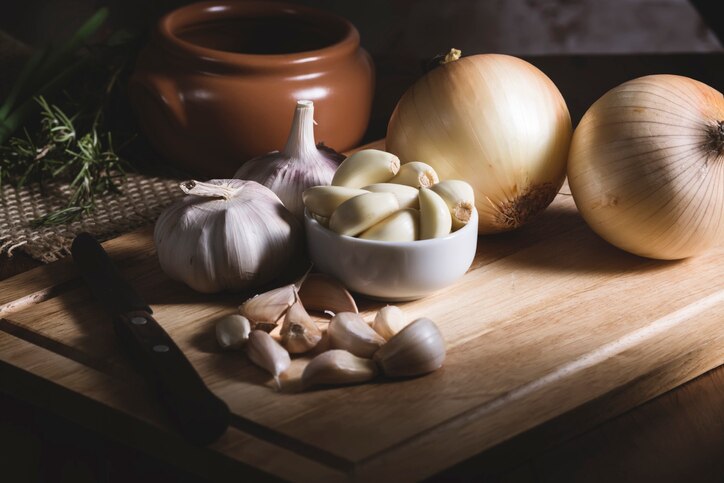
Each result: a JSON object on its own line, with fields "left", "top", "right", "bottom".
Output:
{"left": 1, "top": 140, "right": 723, "bottom": 482}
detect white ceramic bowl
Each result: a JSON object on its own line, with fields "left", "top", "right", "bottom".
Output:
{"left": 304, "top": 209, "right": 478, "bottom": 301}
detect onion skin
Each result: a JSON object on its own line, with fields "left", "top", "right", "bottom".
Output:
{"left": 387, "top": 53, "right": 572, "bottom": 234}
{"left": 568, "top": 75, "right": 724, "bottom": 260}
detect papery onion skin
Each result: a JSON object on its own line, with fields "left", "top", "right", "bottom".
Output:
{"left": 568, "top": 75, "right": 724, "bottom": 260}
{"left": 387, "top": 53, "right": 572, "bottom": 234}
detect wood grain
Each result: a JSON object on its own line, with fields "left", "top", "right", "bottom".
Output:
{"left": 0, "top": 140, "right": 722, "bottom": 481}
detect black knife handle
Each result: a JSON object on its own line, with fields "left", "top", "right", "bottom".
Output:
{"left": 70, "top": 233, "right": 229, "bottom": 445}
{"left": 115, "top": 310, "right": 230, "bottom": 445}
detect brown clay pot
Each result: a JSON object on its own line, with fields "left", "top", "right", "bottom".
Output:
{"left": 129, "top": 1, "right": 374, "bottom": 177}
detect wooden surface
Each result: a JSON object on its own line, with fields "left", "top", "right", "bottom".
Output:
{"left": 1, "top": 139, "right": 723, "bottom": 481}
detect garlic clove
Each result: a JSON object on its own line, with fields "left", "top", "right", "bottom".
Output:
{"left": 298, "top": 273, "right": 358, "bottom": 314}
{"left": 390, "top": 161, "right": 439, "bottom": 188}
{"left": 215, "top": 314, "right": 251, "bottom": 350}
{"left": 418, "top": 187, "right": 453, "bottom": 239}
{"left": 302, "top": 350, "right": 378, "bottom": 387}
{"left": 239, "top": 284, "right": 296, "bottom": 332}
{"left": 373, "top": 318, "right": 446, "bottom": 377}
{"left": 431, "top": 180, "right": 475, "bottom": 230}
{"left": 280, "top": 298, "right": 322, "bottom": 353}
{"left": 359, "top": 208, "right": 419, "bottom": 242}
{"left": 328, "top": 312, "right": 386, "bottom": 358}
{"left": 371, "top": 305, "right": 409, "bottom": 340}
{"left": 302, "top": 186, "right": 369, "bottom": 217}
{"left": 329, "top": 192, "right": 400, "bottom": 236}
{"left": 362, "top": 183, "right": 420, "bottom": 209}
{"left": 331, "top": 149, "right": 400, "bottom": 188}
{"left": 247, "top": 330, "right": 291, "bottom": 389}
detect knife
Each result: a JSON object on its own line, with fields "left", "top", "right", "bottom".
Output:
{"left": 71, "top": 232, "right": 229, "bottom": 445}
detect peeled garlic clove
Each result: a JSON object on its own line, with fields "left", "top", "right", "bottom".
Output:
{"left": 431, "top": 180, "right": 475, "bottom": 230}
{"left": 373, "top": 318, "right": 446, "bottom": 377}
{"left": 362, "top": 183, "right": 420, "bottom": 209}
{"left": 247, "top": 330, "right": 291, "bottom": 388}
{"left": 418, "top": 187, "right": 453, "bottom": 239}
{"left": 280, "top": 299, "right": 322, "bottom": 353}
{"left": 372, "top": 305, "right": 409, "bottom": 340}
{"left": 298, "top": 273, "right": 358, "bottom": 314}
{"left": 331, "top": 149, "right": 400, "bottom": 188}
{"left": 359, "top": 208, "right": 419, "bottom": 242}
{"left": 390, "top": 161, "right": 439, "bottom": 188}
{"left": 302, "top": 186, "right": 369, "bottom": 217}
{"left": 239, "top": 284, "right": 296, "bottom": 331}
{"left": 329, "top": 192, "right": 399, "bottom": 236}
{"left": 215, "top": 314, "right": 251, "bottom": 350}
{"left": 328, "top": 312, "right": 385, "bottom": 358}
{"left": 302, "top": 350, "right": 378, "bottom": 387}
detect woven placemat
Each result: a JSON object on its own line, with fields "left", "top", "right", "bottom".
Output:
{"left": 0, "top": 173, "right": 184, "bottom": 263}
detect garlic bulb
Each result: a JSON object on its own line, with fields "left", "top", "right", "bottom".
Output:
{"left": 154, "top": 179, "right": 302, "bottom": 293}
{"left": 234, "top": 100, "right": 345, "bottom": 220}
{"left": 387, "top": 51, "right": 572, "bottom": 234}
{"left": 568, "top": 75, "right": 724, "bottom": 259}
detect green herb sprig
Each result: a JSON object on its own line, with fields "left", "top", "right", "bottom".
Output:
{"left": 0, "top": 8, "right": 140, "bottom": 226}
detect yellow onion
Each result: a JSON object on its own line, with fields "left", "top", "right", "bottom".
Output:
{"left": 387, "top": 51, "right": 572, "bottom": 233}
{"left": 568, "top": 75, "right": 724, "bottom": 260}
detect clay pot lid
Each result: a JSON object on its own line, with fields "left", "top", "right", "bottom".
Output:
{"left": 158, "top": 0, "right": 361, "bottom": 72}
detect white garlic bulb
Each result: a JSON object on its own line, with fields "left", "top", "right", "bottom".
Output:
{"left": 234, "top": 100, "right": 345, "bottom": 220}
{"left": 154, "top": 179, "right": 302, "bottom": 293}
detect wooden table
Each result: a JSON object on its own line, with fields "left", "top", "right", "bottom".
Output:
{"left": 1, "top": 54, "right": 723, "bottom": 481}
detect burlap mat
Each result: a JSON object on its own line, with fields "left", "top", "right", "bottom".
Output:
{"left": 0, "top": 174, "right": 184, "bottom": 262}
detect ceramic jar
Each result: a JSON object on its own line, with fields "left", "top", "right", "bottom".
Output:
{"left": 129, "top": 1, "right": 374, "bottom": 177}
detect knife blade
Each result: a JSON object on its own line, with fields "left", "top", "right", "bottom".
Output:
{"left": 71, "top": 232, "right": 229, "bottom": 445}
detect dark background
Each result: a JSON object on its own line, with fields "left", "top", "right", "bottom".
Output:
{"left": 1, "top": 0, "right": 722, "bottom": 142}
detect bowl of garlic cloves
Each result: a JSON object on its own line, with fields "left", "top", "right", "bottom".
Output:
{"left": 303, "top": 149, "right": 478, "bottom": 301}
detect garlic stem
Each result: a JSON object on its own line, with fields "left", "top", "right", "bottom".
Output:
{"left": 179, "top": 180, "right": 244, "bottom": 200}
{"left": 284, "top": 100, "right": 318, "bottom": 161}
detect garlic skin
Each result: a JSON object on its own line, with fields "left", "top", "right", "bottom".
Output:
{"left": 234, "top": 100, "right": 344, "bottom": 220}
{"left": 373, "top": 318, "right": 446, "bottom": 377}
{"left": 280, "top": 298, "right": 322, "bottom": 353}
{"left": 215, "top": 314, "right": 251, "bottom": 350}
{"left": 239, "top": 284, "right": 297, "bottom": 332}
{"left": 297, "top": 273, "right": 359, "bottom": 314}
{"left": 247, "top": 330, "right": 291, "bottom": 389}
{"left": 328, "top": 312, "right": 385, "bottom": 358}
{"left": 372, "top": 305, "right": 409, "bottom": 340}
{"left": 154, "top": 180, "right": 302, "bottom": 293}
{"left": 302, "top": 350, "right": 378, "bottom": 387}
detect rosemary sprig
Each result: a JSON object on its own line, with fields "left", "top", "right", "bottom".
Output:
{"left": 0, "top": 8, "right": 141, "bottom": 226}
{"left": 0, "top": 96, "right": 129, "bottom": 226}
